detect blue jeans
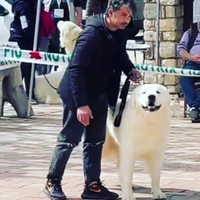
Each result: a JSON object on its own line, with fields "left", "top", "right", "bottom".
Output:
{"left": 47, "top": 94, "right": 108, "bottom": 182}
{"left": 180, "top": 63, "right": 200, "bottom": 108}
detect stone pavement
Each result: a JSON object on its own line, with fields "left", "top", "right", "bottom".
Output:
{"left": 1, "top": 101, "right": 200, "bottom": 200}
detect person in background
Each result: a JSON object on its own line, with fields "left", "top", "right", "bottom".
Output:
{"left": 9, "top": 0, "right": 37, "bottom": 101}
{"left": 36, "top": 2, "right": 56, "bottom": 75}
{"left": 177, "top": 22, "right": 200, "bottom": 120}
{"left": 43, "top": 0, "right": 82, "bottom": 54}
{"left": 44, "top": 0, "right": 142, "bottom": 200}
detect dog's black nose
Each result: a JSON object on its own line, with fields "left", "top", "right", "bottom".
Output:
{"left": 148, "top": 95, "right": 156, "bottom": 105}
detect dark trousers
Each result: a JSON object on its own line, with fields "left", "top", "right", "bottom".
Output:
{"left": 49, "top": 29, "right": 60, "bottom": 54}
{"left": 47, "top": 94, "right": 108, "bottom": 182}
{"left": 180, "top": 63, "right": 200, "bottom": 108}
{"left": 18, "top": 40, "right": 36, "bottom": 99}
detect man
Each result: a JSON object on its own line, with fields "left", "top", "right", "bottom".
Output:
{"left": 178, "top": 22, "right": 200, "bottom": 120}
{"left": 9, "top": 0, "right": 37, "bottom": 101}
{"left": 44, "top": 0, "right": 142, "bottom": 199}
{"left": 43, "top": 0, "right": 82, "bottom": 53}
{"left": 84, "top": 0, "right": 142, "bottom": 38}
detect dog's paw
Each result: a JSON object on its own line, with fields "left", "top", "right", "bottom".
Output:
{"left": 152, "top": 188, "right": 166, "bottom": 199}
{"left": 122, "top": 193, "right": 136, "bottom": 200}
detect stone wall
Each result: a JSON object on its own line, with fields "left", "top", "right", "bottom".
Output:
{"left": 143, "top": 0, "right": 183, "bottom": 94}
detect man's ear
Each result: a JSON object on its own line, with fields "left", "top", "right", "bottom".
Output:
{"left": 130, "top": 86, "right": 141, "bottom": 109}
{"left": 108, "top": 9, "right": 113, "bottom": 17}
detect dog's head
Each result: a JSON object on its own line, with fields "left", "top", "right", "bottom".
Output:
{"left": 130, "top": 84, "right": 170, "bottom": 113}
{"left": 57, "top": 21, "right": 82, "bottom": 55}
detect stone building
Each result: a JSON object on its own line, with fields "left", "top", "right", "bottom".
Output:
{"left": 142, "top": 0, "right": 199, "bottom": 94}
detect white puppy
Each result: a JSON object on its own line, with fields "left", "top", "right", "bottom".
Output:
{"left": 103, "top": 84, "right": 171, "bottom": 200}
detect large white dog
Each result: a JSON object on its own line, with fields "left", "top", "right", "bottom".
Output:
{"left": 103, "top": 84, "right": 171, "bottom": 200}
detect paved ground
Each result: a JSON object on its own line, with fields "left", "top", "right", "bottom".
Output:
{"left": 1, "top": 100, "right": 200, "bottom": 200}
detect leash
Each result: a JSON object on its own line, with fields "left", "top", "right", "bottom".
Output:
{"left": 114, "top": 77, "right": 130, "bottom": 127}
{"left": 38, "top": 48, "right": 67, "bottom": 91}
{"left": 38, "top": 68, "right": 58, "bottom": 90}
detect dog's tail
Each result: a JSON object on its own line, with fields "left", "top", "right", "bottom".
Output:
{"left": 102, "top": 128, "right": 119, "bottom": 163}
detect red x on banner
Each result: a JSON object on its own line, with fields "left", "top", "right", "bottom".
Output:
{"left": 29, "top": 51, "right": 42, "bottom": 59}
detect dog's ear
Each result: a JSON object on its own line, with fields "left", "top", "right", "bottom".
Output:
{"left": 57, "top": 20, "right": 64, "bottom": 32}
{"left": 130, "top": 85, "right": 142, "bottom": 108}
{"left": 130, "top": 91, "right": 136, "bottom": 108}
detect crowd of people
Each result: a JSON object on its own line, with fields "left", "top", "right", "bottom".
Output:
{"left": 9, "top": 0, "right": 82, "bottom": 102}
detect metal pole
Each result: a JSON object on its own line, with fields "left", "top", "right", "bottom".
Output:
{"left": 155, "top": 0, "right": 160, "bottom": 83}
{"left": 27, "top": 0, "right": 41, "bottom": 118}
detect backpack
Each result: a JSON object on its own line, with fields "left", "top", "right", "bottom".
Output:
{"left": 187, "top": 22, "right": 198, "bottom": 52}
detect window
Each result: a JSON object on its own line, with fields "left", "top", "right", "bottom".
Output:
{"left": 5, "top": 0, "right": 13, "bottom": 4}
{"left": 0, "top": 5, "right": 9, "bottom": 16}
{"left": 193, "top": 0, "right": 200, "bottom": 22}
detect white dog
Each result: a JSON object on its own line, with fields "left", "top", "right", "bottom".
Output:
{"left": 34, "top": 67, "right": 66, "bottom": 104}
{"left": 34, "top": 21, "right": 82, "bottom": 104}
{"left": 57, "top": 20, "right": 82, "bottom": 55}
{"left": 103, "top": 84, "right": 171, "bottom": 200}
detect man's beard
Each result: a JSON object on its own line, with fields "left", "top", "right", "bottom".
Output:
{"left": 121, "top": 23, "right": 128, "bottom": 26}
{"left": 119, "top": 23, "right": 128, "bottom": 29}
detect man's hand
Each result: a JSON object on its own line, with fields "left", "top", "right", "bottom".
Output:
{"left": 77, "top": 106, "right": 93, "bottom": 126}
{"left": 128, "top": 68, "right": 143, "bottom": 83}
{"left": 190, "top": 54, "right": 200, "bottom": 62}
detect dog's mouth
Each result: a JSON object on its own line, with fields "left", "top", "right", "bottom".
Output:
{"left": 142, "top": 105, "right": 161, "bottom": 112}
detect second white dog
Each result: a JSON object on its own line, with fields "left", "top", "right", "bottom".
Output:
{"left": 34, "top": 67, "right": 66, "bottom": 104}
{"left": 103, "top": 84, "right": 171, "bottom": 200}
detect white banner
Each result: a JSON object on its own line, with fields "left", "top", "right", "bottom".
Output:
{"left": 135, "top": 64, "right": 200, "bottom": 77}
{"left": 0, "top": 47, "right": 70, "bottom": 66}
{"left": 0, "top": 47, "right": 200, "bottom": 77}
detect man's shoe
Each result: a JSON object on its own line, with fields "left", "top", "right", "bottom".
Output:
{"left": 44, "top": 178, "right": 66, "bottom": 200}
{"left": 189, "top": 107, "right": 199, "bottom": 119}
{"left": 81, "top": 181, "right": 119, "bottom": 199}
{"left": 31, "top": 99, "right": 38, "bottom": 105}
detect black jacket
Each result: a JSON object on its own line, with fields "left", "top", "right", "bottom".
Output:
{"left": 9, "top": 0, "right": 36, "bottom": 44}
{"left": 58, "top": 14, "right": 135, "bottom": 111}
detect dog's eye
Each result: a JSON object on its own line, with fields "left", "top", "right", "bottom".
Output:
{"left": 156, "top": 91, "right": 160, "bottom": 94}
{"left": 142, "top": 92, "right": 146, "bottom": 94}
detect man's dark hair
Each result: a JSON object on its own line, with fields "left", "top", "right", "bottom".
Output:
{"left": 105, "top": 0, "right": 137, "bottom": 17}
